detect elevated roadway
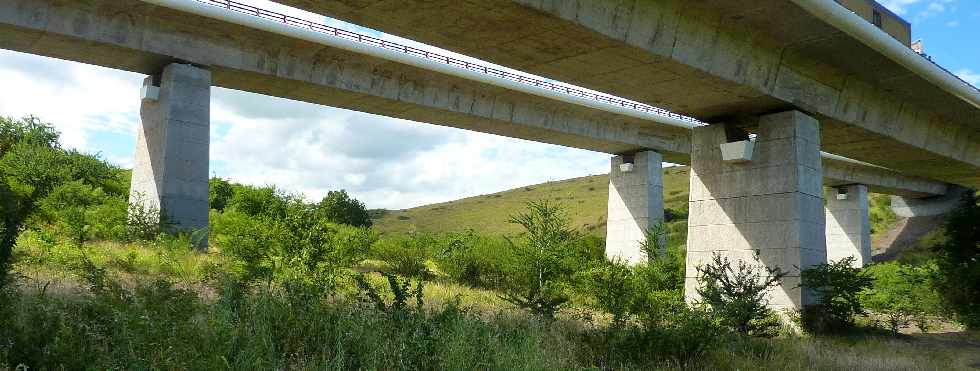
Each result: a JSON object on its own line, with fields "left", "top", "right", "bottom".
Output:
{"left": 0, "top": 0, "right": 950, "bottom": 197}
{"left": 275, "top": 0, "right": 980, "bottom": 188}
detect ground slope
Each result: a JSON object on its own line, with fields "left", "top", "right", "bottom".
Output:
{"left": 373, "top": 167, "right": 691, "bottom": 236}
{"left": 374, "top": 167, "right": 940, "bottom": 255}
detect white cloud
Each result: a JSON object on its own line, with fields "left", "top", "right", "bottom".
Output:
{"left": 208, "top": 89, "right": 608, "bottom": 209}
{"left": 955, "top": 69, "right": 980, "bottom": 87}
{"left": 0, "top": 49, "right": 142, "bottom": 156}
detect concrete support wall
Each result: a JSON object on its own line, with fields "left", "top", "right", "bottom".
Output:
{"left": 605, "top": 151, "right": 664, "bottom": 264}
{"left": 129, "top": 63, "right": 211, "bottom": 247}
{"left": 825, "top": 185, "right": 871, "bottom": 267}
{"left": 685, "top": 111, "right": 826, "bottom": 311}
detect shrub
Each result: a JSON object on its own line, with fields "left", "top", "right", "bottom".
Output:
{"left": 211, "top": 206, "right": 374, "bottom": 290}
{"left": 696, "top": 253, "right": 788, "bottom": 336}
{"left": 36, "top": 181, "right": 127, "bottom": 245}
{"left": 931, "top": 190, "right": 980, "bottom": 329}
{"left": 583, "top": 305, "right": 724, "bottom": 367}
{"left": 800, "top": 256, "right": 873, "bottom": 333}
{"left": 581, "top": 259, "right": 636, "bottom": 327}
{"left": 126, "top": 193, "right": 163, "bottom": 242}
{"left": 371, "top": 234, "right": 433, "bottom": 278}
{"left": 354, "top": 271, "right": 424, "bottom": 317}
{"left": 434, "top": 230, "right": 512, "bottom": 288}
{"left": 580, "top": 224, "right": 686, "bottom": 328}
{"left": 862, "top": 261, "right": 942, "bottom": 334}
{"left": 498, "top": 201, "right": 584, "bottom": 318}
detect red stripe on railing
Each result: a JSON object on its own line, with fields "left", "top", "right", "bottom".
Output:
{"left": 196, "top": 0, "right": 704, "bottom": 125}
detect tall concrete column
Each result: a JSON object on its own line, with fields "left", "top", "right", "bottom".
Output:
{"left": 825, "top": 184, "right": 871, "bottom": 267}
{"left": 606, "top": 151, "right": 664, "bottom": 264}
{"left": 685, "top": 111, "right": 826, "bottom": 311}
{"left": 129, "top": 63, "right": 211, "bottom": 248}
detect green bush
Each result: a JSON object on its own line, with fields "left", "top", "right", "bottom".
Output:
{"left": 435, "top": 230, "right": 512, "bottom": 289}
{"left": 371, "top": 233, "right": 433, "bottom": 278}
{"left": 211, "top": 207, "right": 375, "bottom": 290}
{"left": 696, "top": 253, "right": 787, "bottom": 337}
{"left": 578, "top": 224, "right": 686, "bottom": 328}
{"left": 354, "top": 271, "right": 425, "bottom": 317}
{"left": 126, "top": 193, "right": 163, "bottom": 241}
{"left": 580, "top": 259, "right": 636, "bottom": 327}
{"left": 931, "top": 190, "right": 980, "bottom": 329}
{"left": 862, "top": 261, "right": 942, "bottom": 334}
{"left": 36, "top": 181, "right": 127, "bottom": 245}
{"left": 800, "top": 257, "right": 873, "bottom": 333}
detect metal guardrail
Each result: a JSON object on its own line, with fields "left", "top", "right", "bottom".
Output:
{"left": 195, "top": 0, "right": 705, "bottom": 126}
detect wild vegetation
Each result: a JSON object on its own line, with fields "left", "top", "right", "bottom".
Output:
{"left": 1, "top": 115, "right": 978, "bottom": 370}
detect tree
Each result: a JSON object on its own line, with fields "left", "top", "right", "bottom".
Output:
{"left": 226, "top": 185, "right": 291, "bottom": 219}
{"left": 208, "top": 177, "right": 234, "bottom": 211}
{"left": 498, "top": 201, "right": 583, "bottom": 318}
{"left": 932, "top": 190, "right": 980, "bottom": 328}
{"left": 0, "top": 116, "right": 59, "bottom": 156}
{"left": 315, "top": 190, "right": 371, "bottom": 227}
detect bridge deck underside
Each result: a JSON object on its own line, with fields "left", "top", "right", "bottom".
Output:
{"left": 273, "top": 0, "right": 980, "bottom": 188}
{"left": 0, "top": 0, "right": 695, "bottom": 162}
{"left": 0, "top": 0, "right": 958, "bottom": 197}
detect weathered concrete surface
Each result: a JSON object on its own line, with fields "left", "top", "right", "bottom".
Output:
{"left": 276, "top": 0, "right": 980, "bottom": 189}
{"left": 0, "top": 0, "right": 956, "bottom": 198}
{"left": 606, "top": 151, "right": 663, "bottom": 264}
{"left": 0, "top": 0, "right": 692, "bottom": 162}
{"left": 825, "top": 184, "right": 871, "bottom": 267}
{"left": 685, "top": 111, "right": 826, "bottom": 310}
{"left": 892, "top": 185, "right": 972, "bottom": 217}
{"left": 130, "top": 63, "right": 210, "bottom": 247}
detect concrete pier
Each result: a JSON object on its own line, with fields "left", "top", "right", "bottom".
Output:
{"left": 605, "top": 151, "right": 664, "bottom": 264}
{"left": 825, "top": 185, "right": 871, "bottom": 267}
{"left": 685, "top": 111, "right": 826, "bottom": 310}
{"left": 129, "top": 63, "right": 211, "bottom": 248}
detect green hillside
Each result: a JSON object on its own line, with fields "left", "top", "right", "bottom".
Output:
{"left": 375, "top": 166, "right": 902, "bottom": 240}
{"left": 374, "top": 167, "right": 691, "bottom": 236}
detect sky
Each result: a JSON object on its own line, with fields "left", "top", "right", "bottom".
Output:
{"left": 0, "top": 0, "right": 977, "bottom": 210}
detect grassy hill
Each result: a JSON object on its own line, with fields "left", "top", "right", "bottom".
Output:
{"left": 374, "top": 166, "right": 692, "bottom": 236}
{"left": 374, "top": 166, "right": 910, "bottom": 247}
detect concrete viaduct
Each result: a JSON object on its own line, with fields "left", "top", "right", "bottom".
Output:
{"left": 1, "top": 0, "right": 977, "bottom": 310}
